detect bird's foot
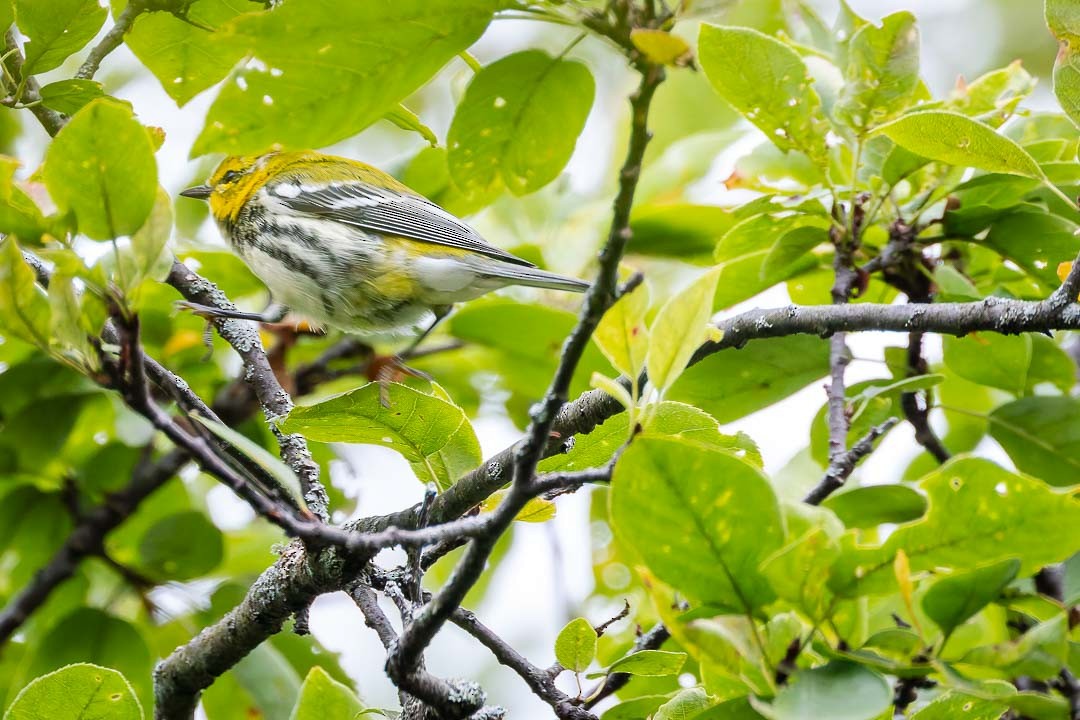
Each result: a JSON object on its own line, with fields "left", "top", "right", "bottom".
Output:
{"left": 367, "top": 354, "right": 433, "bottom": 407}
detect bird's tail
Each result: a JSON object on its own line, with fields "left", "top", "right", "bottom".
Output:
{"left": 485, "top": 264, "right": 591, "bottom": 293}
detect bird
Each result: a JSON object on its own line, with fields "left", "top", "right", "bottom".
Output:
{"left": 178, "top": 150, "right": 590, "bottom": 363}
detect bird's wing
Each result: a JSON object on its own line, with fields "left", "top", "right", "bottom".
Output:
{"left": 267, "top": 181, "right": 534, "bottom": 267}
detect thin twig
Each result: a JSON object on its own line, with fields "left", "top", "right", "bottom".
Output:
{"left": 75, "top": 0, "right": 146, "bottom": 80}
{"left": 804, "top": 418, "right": 899, "bottom": 505}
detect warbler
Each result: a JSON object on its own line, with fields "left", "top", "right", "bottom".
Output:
{"left": 178, "top": 151, "right": 589, "bottom": 347}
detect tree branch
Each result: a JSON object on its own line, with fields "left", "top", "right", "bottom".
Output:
{"left": 583, "top": 622, "right": 671, "bottom": 709}
{"left": 450, "top": 607, "right": 593, "bottom": 720}
{"left": 167, "top": 261, "right": 330, "bottom": 521}
{"left": 75, "top": 0, "right": 146, "bottom": 80}
{"left": 384, "top": 59, "right": 666, "bottom": 695}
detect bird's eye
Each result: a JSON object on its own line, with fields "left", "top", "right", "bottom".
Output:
{"left": 220, "top": 169, "right": 242, "bottom": 184}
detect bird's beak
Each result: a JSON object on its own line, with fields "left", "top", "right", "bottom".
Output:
{"left": 180, "top": 184, "right": 212, "bottom": 200}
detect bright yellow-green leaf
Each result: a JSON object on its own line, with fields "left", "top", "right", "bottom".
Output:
{"left": 646, "top": 268, "right": 720, "bottom": 393}
{"left": 194, "top": 0, "right": 497, "bottom": 155}
{"left": 554, "top": 617, "right": 596, "bottom": 672}
{"left": 447, "top": 50, "right": 595, "bottom": 203}
{"left": 594, "top": 281, "right": 650, "bottom": 380}
{"left": 1047, "top": 0, "right": 1080, "bottom": 126}
{"left": 0, "top": 157, "right": 48, "bottom": 243}
{"left": 611, "top": 436, "right": 783, "bottom": 611}
{"left": 834, "top": 11, "right": 921, "bottom": 132}
{"left": 38, "top": 79, "right": 105, "bottom": 116}
{"left": 698, "top": 24, "right": 828, "bottom": 163}
{"left": 289, "top": 667, "right": 364, "bottom": 720}
{"left": 119, "top": 188, "right": 174, "bottom": 301}
{"left": 872, "top": 110, "right": 1045, "bottom": 179}
{"left": 114, "top": 0, "right": 247, "bottom": 106}
{"left": 830, "top": 458, "right": 1080, "bottom": 597}
{"left": 43, "top": 100, "right": 158, "bottom": 240}
{"left": 281, "top": 382, "right": 481, "bottom": 491}
{"left": 383, "top": 104, "right": 439, "bottom": 147}
{"left": 590, "top": 372, "right": 633, "bottom": 411}
{"left": 3, "top": 663, "right": 143, "bottom": 720}
{"left": 0, "top": 236, "right": 50, "bottom": 348}
{"left": 192, "top": 413, "right": 305, "bottom": 507}
{"left": 15, "top": 0, "right": 106, "bottom": 75}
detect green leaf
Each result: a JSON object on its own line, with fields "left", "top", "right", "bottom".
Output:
{"left": 555, "top": 618, "right": 596, "bottom": 673}
{"left": 962, "top": 613, "right": 1069, "bottom": 680}
{"left": 830, "top": 458, "right": 1080, "bottom": 597}
{"left": 607, "top": 650, "right": 687, "bottom": 677}
{"left": 193, "top": 0, "right": 497, "bottom": 155}
{"left": 669, "top": 335, "right": 829, "bottom": 424}
{"left": 114, "top": 0, "right": 247, "bottom": 106}
{"left": 948, "top": 61, "right": 1037, "bottom": 128}
{"left": 910, "top": 686, "right": 1013, "bottom": 720}
{"left": 769, "top": 662, "right": 890, "bottom": 720}
{"left": 137, "top": 510, "right": 224, "bottom": 580}
{"left": 14, "top": 0, "right": 106, "bottom": 75}
{"left": 834, "top": 12, "right": 920, "bottom": 133}
{"left": 0, "top": 157, "right": 48, "bottom": 242}
{"left": 872, "top": 110, "right": 1045, "bottom": 179}
{"left": 38, "top": 79, "right": 105, "bottom": 115}
{"left": 289, "top": 667, "right": 364, "bottom": 720}
{"left": 594, "top": 281, "right": 650, "bottom": 380}
{"left": 281, "top": 382, "right": 481, "bottom": 491}
{"left": 942, "top": 333, "right": 1032, "bottom": 395}
{"left": 48, "top": 272, "right": 95, "bottom": 367}
{"left": 1027, "top": 335, "right": 1075, "bottom": 393}
{"left": 540, "top": 400, "right": 761, "bottom": 473}
{"left": 43, "top": 99, "right": 157, "bottom": 241}
{"left": 983, "top": 209, "right": 1080, "bottom": 288}
{"left": 712, "top": 211, "right": 829, "bottom": 309}
{"left": 3, "top": 664, "right": 143, "bottom": 720}
{"left": 601, "top": 695, "right": 669, "bottom": 720}
{"left": 822, "top": 485, "right": 927, "bottom": 528}
{"left": 699, "top": 24, "right": 827, "bottom": 163}
{"left": 989, "top": 396, "right": 1080, "bottom": 486}
{"left": 120, "top": 188, "right": 174, "bottom": 298}
{"left": 647, "top": 268, "right": 721, "bottom": 393}
{"left": 28, "top": 609, "right": 153, "bottom": 709}
{"left": 191, "top": 413, "right": 304, "bottom": 506}
{"left": 1048, "top": 0, "right": 1080, "bottom": 127}
{"left": 922, "top": 558, "right": 1021, "bottom": 637}
{"left": 655, "top": 688, "right": 711, "bottom": 720}
{"left": 0, "top": 236, "right": 50, "bottom": 348}
{"left": 611, "top": 436, "right": 783, "bottom": 612}
{"left": 760, "top": 505, "right": 844, "bottom": 622}
{"left": 447, "top": 50, "right": 594, "bottom": 202}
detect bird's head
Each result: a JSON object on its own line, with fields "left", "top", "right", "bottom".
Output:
{"left": 180, "top": 153, "right": 280, "bottom": 224}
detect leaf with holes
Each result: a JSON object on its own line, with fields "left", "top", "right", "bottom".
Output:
{"left": 447, "top": 50, "right": 595, "bottom": 203}
{"left": 834, "top": 11, "right": 921, "bottom": 132}
{"left": 699, "top": 24, "right": 828, "bottom": 163}
{"left": 4, "top": 663, "right": 143, "bottom": 720}
{"left": 829, "top": 458, "right": 1080, "bottom": 598}
{"left": 194, "top": 0, "right": 498, "bottom": 154}
{"left": 872, "top": 111, "right": 1045, "bottom": 179}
